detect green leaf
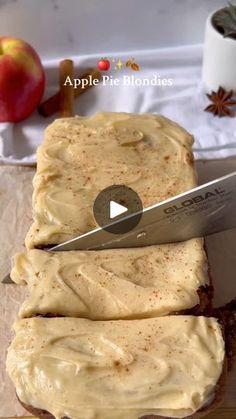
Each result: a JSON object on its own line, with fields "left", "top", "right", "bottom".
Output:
{"left": 213, "top": 3, "right": 236, "bottom": 38}
{"left": 228, "top": 2, "right": 236, "bottom": 20}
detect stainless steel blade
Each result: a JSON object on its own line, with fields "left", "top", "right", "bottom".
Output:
{"left": 51, "top": 171, "right": 236, "bottom": 251}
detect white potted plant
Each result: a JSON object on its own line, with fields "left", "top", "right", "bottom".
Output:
{"left": 203, "top": 2, "right": 236, "bottom": 94}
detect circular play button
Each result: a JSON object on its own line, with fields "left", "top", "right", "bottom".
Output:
{"left": 93, "top": 185, "right": 143, "bottom": 234}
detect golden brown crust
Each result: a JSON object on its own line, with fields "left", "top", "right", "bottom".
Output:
{"left": 186, "top": 284, "right": 214, "bottom": 315}
{"left": 213, "top": 298, "right": 236, "bottom": 370}
{"left": 19, "top": 398, "right": 54, "bottom": 418}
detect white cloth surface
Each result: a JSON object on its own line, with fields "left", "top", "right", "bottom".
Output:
{"left": 0, "top": 44, "right": 236, "bottom": 165}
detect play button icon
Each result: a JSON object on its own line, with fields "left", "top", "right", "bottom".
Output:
{"left": 110, "top": 201, "right": 128, "bottom": 219}
{"left": 93, "top": 185, "right": 143, "bottom": 234}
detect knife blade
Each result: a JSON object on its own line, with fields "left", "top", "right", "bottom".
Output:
{"left": 3, "top": 171, "right": 236, "bottom": 284}
{"left": 50, "top": 171, "right": 236, "bottom": 250}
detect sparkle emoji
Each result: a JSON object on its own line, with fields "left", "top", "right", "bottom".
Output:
{"left": 114, "top": 58, "right": 124, "bottom": 70}
{"left": 117, "top": 59, "right": 123, "bottom": 69}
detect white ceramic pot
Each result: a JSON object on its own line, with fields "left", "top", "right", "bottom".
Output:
{"left": 202, "top": 9, "right": 236, "bottom": 93}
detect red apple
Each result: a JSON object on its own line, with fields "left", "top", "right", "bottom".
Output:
{"left": 0, "top": 37, "right": 45, "bottom": 122}
{"left": 97, "top": 58, "right": 110, "bottom": 71}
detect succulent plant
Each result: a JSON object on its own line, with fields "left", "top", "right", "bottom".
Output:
{"left": 212, "top": 2, "right": 236, "bottom": 39}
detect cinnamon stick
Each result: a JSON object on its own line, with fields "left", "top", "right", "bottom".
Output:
{"left": 38, "top": 68, "right": 101, "bottom": 117}
{"left": 59, "top": 59, "right": 74, "bottom": 117}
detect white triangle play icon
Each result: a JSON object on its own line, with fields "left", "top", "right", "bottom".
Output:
{"left": 109, "top": 200, "right": 128, "bottom": 219}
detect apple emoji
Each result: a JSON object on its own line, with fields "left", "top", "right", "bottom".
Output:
{"left": 97, "top": 58, "right": 110, "bottom": 71}
{"left": 0, "top": 37, "right": 45, "bottom": 122}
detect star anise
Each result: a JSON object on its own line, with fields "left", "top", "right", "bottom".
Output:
{"left": 204, "top": 86, "right": 236, "bottom": 117}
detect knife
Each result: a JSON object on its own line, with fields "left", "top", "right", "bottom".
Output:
{"left": 3, "top": 171, "right": 236, "bottom": 284}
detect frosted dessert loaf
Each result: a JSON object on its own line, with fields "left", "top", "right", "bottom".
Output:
{"left": 25, "top": 112, "right": 197, "bottom": 249}
{"left": 11, "top": 240, "right": 210, "bottom": 319}
{"left": 6, "top": 316, "right": 225, "bottom": 419}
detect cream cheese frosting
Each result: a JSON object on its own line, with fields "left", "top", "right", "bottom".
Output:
{"left": 7, "top": 112, "right": 218, "bottom": 419}
{"left": 11, "top": 239, "right": 209, "bottom": 319}
{"left": 6, "top": 316, "right": 225, "bottom": 419}
{"left": 25, "top": 112, "right": 197, "bottom": 249}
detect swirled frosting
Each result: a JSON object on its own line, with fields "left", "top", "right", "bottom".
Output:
{"left": 6, "top": 316, "right": 225, "bottom": 419}
{"left": 25, "top": 112, "right": 196, "bottom": 248}
{"left": 11, "top": 238, "right": 208, "bottom": 319}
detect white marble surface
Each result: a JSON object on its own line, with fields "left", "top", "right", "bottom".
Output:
{"left": 0, "top": 0, "right": 227, "bottom": 59}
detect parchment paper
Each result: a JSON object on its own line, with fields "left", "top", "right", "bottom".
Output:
{"left": 0, "top": 165, "right": 34, "bottom": 418}
{"left": 0, "top": 160, "right": 235, "bottom": 418}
